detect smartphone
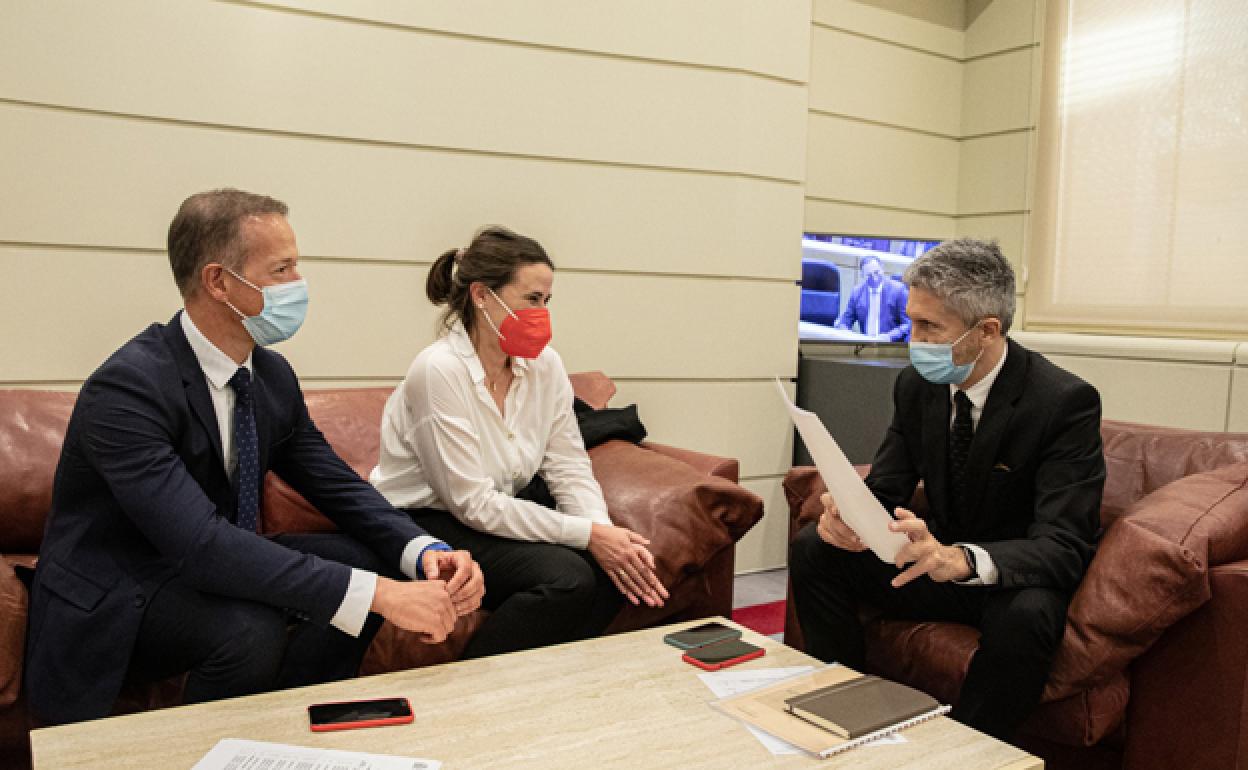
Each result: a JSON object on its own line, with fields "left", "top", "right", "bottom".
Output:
{"left": 308, "top": 697, "right": 414, "bottom": 732}
{"left": 662, "top": 621, "right": 743, "bottom": 650}
{"left": 681, "top": 638, "right": 766, "bottom": 671}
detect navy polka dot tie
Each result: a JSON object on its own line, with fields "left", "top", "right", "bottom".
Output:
{"left": 229, "top": 367, "right": 259, "bottom": 532}
{"left": 949, "top": 390, "right": 974, "bottom": 516}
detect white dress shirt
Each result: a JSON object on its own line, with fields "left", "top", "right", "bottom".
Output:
{"left": 866, "top": 284, "right": 883, "bottom": 337}
{"left": 370, "top": 322, "right": 611, "bottom": 548}
{"left": 948, "top": 343, "right": 1009, "bottom": 586}
{"left": 180, "top": 312, "right": 435, "bottom": 636}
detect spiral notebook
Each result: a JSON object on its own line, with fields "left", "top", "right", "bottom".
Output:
{"left": 715, "top": 666, "right": 950, "bottom": 758}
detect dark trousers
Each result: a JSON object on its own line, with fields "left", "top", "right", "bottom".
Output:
{"left": 126, "top": 533, "right": 395, "bottom": 706}
{"left": 788, "top": 522, "right": 1069, "bottom": 740}
{"left": 407, "top": 508, "right": 622, "bottom": 659}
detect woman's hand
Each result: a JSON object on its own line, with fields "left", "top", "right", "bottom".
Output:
{"left": 588, "top": 523, "right": 669, "bottom": 608}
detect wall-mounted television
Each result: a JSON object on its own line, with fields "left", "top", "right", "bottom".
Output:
{"left": 799, "top": 234, "right": 941, "bottom": 344}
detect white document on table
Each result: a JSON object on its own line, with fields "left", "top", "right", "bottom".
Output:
{"left": 699, "top": 666, "right": 814, "bottom": 755}
{"left": 191, "top": 738, "right": 441, "bottom": 770}
{"left": 699, "top": 666, "right": 906, "bottom": 752}
{"left": 775, "top": 379, "right": 910, "bottom": 563}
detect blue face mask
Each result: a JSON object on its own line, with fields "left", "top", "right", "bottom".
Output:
{"left": 225, "top": 269, "right": 309, "bottom": 346}
{"left": 909, "top": 324, "right": 981, "bottom": 385}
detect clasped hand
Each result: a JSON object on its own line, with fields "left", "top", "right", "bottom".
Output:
{"left": 588, "top": 523, "right": 669, "bottom": 608}
{"left": 816, "top": 492, "right": 971, "bottom": 587}
{"left": 370, "top": 549, "right": 485, "bottom": 644}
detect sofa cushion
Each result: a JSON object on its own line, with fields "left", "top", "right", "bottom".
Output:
{"left": 0, "top": 559, "right": 26, "bottom": 707}
{"left": 862, "top": 616, "right": 1130, "bottom": 747}
{"left": 0, "top": 391, "right": 77, "bottom": 552}
{"left": 1044, "top": 463, "right": 1248, "bottom": 702}
{"left": 1099, "top": 420, "right": 1248, "bottom": 528}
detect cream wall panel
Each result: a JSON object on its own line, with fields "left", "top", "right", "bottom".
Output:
{"left": 0, "top": 0, "right": 806, "bottom": 181}
{"left": 1043, "top": 355, "right": 1232, "bottom": 432}
{"left": 0, "top": 103, "right": 802, "bottom": 281}
{"left": 810, "top": 27, "right": 962, "bottom": 137}
{"left": 807, "top": 114, "right": 959, "bottom": 216}
{"left": 956, "top": 213, "right": 1027, "bottom": 271}
{"left": 958, "top": 132, "right": 1030, "bottom": 214}
{"left": 552, "top": 273, "right": 798, "bottom": 381}
{"left": 812, "top": 0, "right": 964, "bottom": 59}
{"left": 0, "top": 246, "right": 184, "bottom": 383}
{"left": 1229, "top": 368, "right": 1248, "bottom": 433}
{"left": 256, "top": 0, "right": 811, "bottom": 83}
{"left": 1, "top": 252, "right": 797, "bottom": 383}
{"left": 965, "top": 0, "right": 1039, "bottom": 59}
{"left": 610, "top": 381, "right": 796, "bottom": 480}
{"left": 805, "top": 199, "right": 956, "bottom": 240}
{"left": 736, "top": 477, "right": 790, "bottom": 573}
{"left": 962, "top": 50, "right": 1034, "bottom": 136}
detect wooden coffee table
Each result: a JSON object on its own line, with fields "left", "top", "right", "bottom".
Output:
{"left": 30, "top": 621, "right": 1041, "bottom": 769}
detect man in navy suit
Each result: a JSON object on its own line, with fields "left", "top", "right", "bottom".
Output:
{"left": 26, "top": 189, "right": 485, "bottom": 725}
{"left": 835, "top": 255, "right": 911, "bottom": 341}
{"left": 791, "top": 239, "right": 1104, "bottom": 741}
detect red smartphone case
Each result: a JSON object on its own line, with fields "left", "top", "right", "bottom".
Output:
{"left": 681, "top": 642, "right": 766, "bottom": 671}
{"left": 308, "top": 697, "right": 414, "bottom": 732}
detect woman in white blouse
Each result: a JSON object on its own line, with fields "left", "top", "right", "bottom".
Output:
{"left": 370, "top": 226, "right": 668, "bottom": 658}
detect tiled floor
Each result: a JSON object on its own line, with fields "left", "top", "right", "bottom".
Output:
{"left": 732, "top": 567, "right": 788, "bottom": 609}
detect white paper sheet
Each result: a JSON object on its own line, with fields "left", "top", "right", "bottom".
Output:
{"left": 191, "top": 738, "right": 441, "bottom": 770}
{"left": 776, "top": 379, "right": 910, "bottom": 563}
{"left": 699, "top": 666, "right": 906, "bottom": 752}
{"left": 699, "top": 667, "right": 815, "bottom": 755}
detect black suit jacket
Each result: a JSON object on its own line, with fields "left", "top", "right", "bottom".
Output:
{"left": 865, "top": 338, "right": 1104, "bottom": 591}
{"left": 26, "top": 312, "right": 432, "bottom": 724}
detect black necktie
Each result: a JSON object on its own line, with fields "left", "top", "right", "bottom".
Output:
{"left": 229, "top": 367, "right": 259, "bottom": 532}
{"left": 949, "top": 390, "right": 974, "bottom": 516}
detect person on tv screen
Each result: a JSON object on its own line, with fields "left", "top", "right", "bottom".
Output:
{"left": 835, "top": 255, "right": 910, "bottom": 341}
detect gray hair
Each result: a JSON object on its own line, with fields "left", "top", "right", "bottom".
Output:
{"left": 903, "top": 238, "right": 1016, "bottom": 332}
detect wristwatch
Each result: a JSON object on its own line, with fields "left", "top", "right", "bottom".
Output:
{"left": 959, "top": 544, "right": 978, "bottom": 578}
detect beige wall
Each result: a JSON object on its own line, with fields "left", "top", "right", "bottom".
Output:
{"left": 0, "top": 0, "right": 810, "bottom": 572}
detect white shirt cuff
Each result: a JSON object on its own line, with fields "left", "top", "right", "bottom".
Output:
{"left": 400, "top": 535, "right": 447, "bottom": 579}
{"left": 955, "top": 543, "right": 1000, "bottom": 586}
{"left": 329, "top": 568, "right": 378, "bottom": 637}
{"left": 561, "top": 515, "right": 596, "bottom": 549}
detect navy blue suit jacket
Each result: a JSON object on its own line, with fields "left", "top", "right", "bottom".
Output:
{"left": 26, "top": 313, "right": 431, "bottom": 724}
{"left": 835, "top": 278, "right": 910, "bottom": 341}
{"left": 865, "top": 339, "right": 1104, "bottom": 591}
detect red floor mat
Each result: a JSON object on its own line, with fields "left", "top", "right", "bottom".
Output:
{"left": 731, "top": 599, "right": 786, "bottom": 637}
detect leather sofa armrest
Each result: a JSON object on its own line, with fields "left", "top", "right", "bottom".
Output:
{"left": 589, "top": 441, "right": 762, "bottom": 584}
{"left": 641, "top": 442, "right": 739, "bottom": 483}
{"left": 1123, "top": 562, "right": 1248, "bottom": 770}
{"left": 0, "top": 557, "right": 28, "bottom": 708}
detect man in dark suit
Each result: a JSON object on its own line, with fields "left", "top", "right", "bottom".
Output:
{"left": 790, "top": 238, "right": 1104, "bottom": 740}
{"left": 26, "top": 189, "right": 485, "bottom": 725}
{"left": 835, "top": 255, "right": 910, "bottom": 341}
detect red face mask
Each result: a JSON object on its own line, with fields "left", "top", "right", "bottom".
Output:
{"left": 485, "top": 287, "right": 552, "bottom": 359}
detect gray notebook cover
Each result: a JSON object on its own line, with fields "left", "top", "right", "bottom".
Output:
{"left": 784, "top": 675, "right": 941, "bottom": 739}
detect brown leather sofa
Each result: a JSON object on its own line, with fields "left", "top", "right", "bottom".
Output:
{"left": 782, "top": 419, "right": 1248, "bottom": 770}
{"left": 0, "top": 372, "right": 763, "bottom": 768}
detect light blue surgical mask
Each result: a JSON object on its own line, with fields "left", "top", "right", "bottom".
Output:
{"left": 225, "top": 269, "right": 309, "bottom": 346}
{"left": 909, "top": 324, "right": 982, "bottom": 385}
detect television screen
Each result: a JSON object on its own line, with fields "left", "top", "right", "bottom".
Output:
{"left": 799, "top": 234, "right": 940, "bottom": 344}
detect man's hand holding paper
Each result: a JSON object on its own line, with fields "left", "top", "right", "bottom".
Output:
{"left": 815, "top": 494, "right": 866, "bottom": 553}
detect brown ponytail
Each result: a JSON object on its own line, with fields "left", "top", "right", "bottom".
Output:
{"left": 427, "top": 226, "right": 554, "bottom": 334}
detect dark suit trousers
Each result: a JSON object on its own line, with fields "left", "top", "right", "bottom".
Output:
{"left": 407, "top": 508, "right": 622, "bottom": 659}
{"left": 126, "top": 533, "right": 398, "bottom": 705}
{"left": 789, "top": 522, "right": 1069, "bottom": 740}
